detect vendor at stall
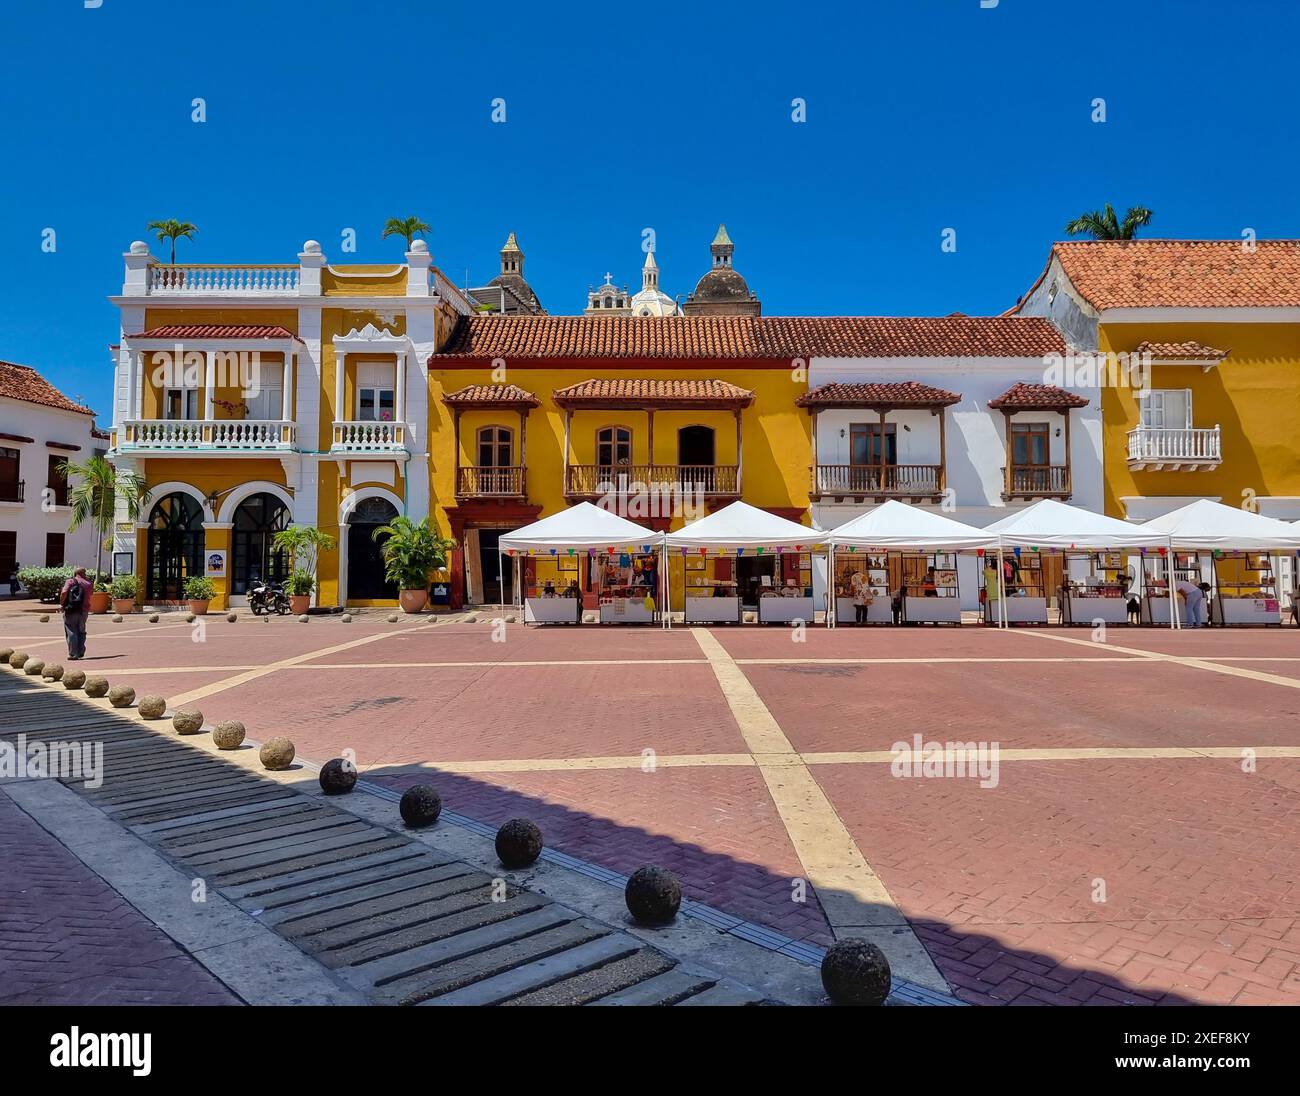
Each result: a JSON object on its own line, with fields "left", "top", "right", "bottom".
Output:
{"left": 1176, "top": 578, "right": 1211, "bottom": 628}
{"left": 850, "top": 570, "right": 873, "bottom": 624}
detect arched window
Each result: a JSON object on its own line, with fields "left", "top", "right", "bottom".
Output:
{"left": 348, "top": 497, "right": 400, "bottom": 601}
{"left": 596, "top": 426, "right": 632, "bottom": 469}
{"left": 476, "top": 425, "right": 514, "bottom": 468}
{"left": 145, "top": 492, "right": 206, "bottom": 601}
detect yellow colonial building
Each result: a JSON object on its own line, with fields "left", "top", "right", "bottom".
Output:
{"left": 108, "top": 238, "right": 470, "bottom": 610}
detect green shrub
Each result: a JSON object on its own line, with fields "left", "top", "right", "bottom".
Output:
{"left": 17, "top": 566, "right": 72, "bottom": 602}
{"left": 109, "top": 574, "right": 139, "bottom": 600}
{"left": 183, "top": 576, "right": 216, "bottom": 601}
{"left": 287, "top": 569, "right": 316, "bottom": 596}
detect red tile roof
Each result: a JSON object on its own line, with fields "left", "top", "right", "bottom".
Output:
{"left": 432, "top": 315, "right": 1065, "bottom": 361}
{"left": 1041, "top": 240, "right": 1300, "bottom": 310}
{"left": 1134, "top": 339, "right": 1228, "bottom": 361}
{"left": 0, "top": 360, "right": 95, "bottom": 416}
{"left": 988, "top": 383, "right": 1089, "bottom": 410}
{"left": 126, "top": 324, "right": 301, "bottom": 341}
{"left": 553, "top": 378, "right": 754, "bottom": 407}
{"left": 796, "top": 381, "right": 961, "bottom": 409}
{"left": 442, "top": 384, "right": 539, "bottom": 407}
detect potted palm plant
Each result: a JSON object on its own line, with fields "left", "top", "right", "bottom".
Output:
{"left": 372, "top": 516, "right": 455, "bottom": 614}
{"left": 62, "top": 455, "right": 149, "bottom": 614}
{"left": 110, "top": 573, "right": 139, "bottom": 616}
{"left": 184, "top": 576, "right": 216, "bottom": 616}
{"left": 270, "top": 525, "right": 336, "bottom": 614}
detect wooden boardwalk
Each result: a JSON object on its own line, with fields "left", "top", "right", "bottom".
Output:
{"left": 0, "top": 670, "right": 772, "bottom": 1006}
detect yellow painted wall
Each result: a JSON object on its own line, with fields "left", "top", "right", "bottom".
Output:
{"left": 1100, "top": 322, "right": 1300, "bottom": 517}
{"left": 322, "top": 266, "right": 407, "bottom": 297}
{"left": 428, "top": 366, "right": 811, "bottom": 535}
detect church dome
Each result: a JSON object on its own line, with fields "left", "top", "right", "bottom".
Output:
{"left": 683, "top": 224, "right": 760, "bottom": 316}
{"left": 689, "top": 265, "right": 753, "bottom": 304}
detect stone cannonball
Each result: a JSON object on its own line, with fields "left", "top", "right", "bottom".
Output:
{"left": 172, "top": 708, "right": 205, "bottom": 735}
{"left": 137, "top": 695, "right": 167, "bottom": 720}
{"left": 62, "top": 668, "right": 87, "bottom": 690}
{"left": 820, "top": 939, "right": 892, "bottom": 1006}
{"left": 226, "top": 613, "right": 237, "bottom": 623}
{"left": 84, "top": 676, "right": 110, "bottom": 698}
{"left": 42, "top": 663, "right": 64, "bottom": 682}
{"left": 108, "top": 684, "right": 136, "bottom": 708}
{"left": 23, "top": 658, "right": 46, "bottom": 676}
{"left": 149, "top": 614, "right": 160, "bottom": 623}
{"left": 39, "top": 614, "right": 50, "bottom": 623}
{"left": 212, "top": 720, "right": 246, "bottom": 749}
{"left": 259, "top": 737, "right": 296, "bottom": 770}
{"left": 318, "top": 758, "right": 358, "bottom": 795}
{"left": 625, "top": 865, "right": 682, "bottom": 925}
{"left": 0, "top": 647, "right": 13, "bottom": 664}
{"left": 8, "top": 650, "right": 29, "bottom": 668}
{"left": 495, "top": 819, "right": 544, "bottom": 869}
{"left": 399, "top": 785, "right": 442, "bottom": 827}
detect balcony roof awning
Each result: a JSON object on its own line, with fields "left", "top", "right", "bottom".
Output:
{"left": 796, "top": 381, "right": 960, "bottom": 410}
{"left": 1134, "top": 340, "right": 1229, "bottom": 367}
{"left": 443, "top": 384, "right": 539, "bottom": 410}
{"left": 988, "top": 382, "right": 1088, "bottom": 412}
{"left": 553, "top": 378, "right": 754, "bottom": 410}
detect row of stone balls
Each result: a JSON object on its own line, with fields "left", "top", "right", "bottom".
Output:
{"left": 2, "top": 647, "right": 890, "bottom": 1004}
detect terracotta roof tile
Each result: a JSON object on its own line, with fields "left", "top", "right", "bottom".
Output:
{"left": 1134, "top": 339, "right": 1228, "bottom": 361}
{"left": 797, "top": 381, "right": 961, "bottom": 408}
{"left": 431, "top": 315, "right": 1065, "bottom": 361}
{"left": 553, "top": 378, "right": 754, "bottom": 406}
{"left": 0, "top": 360, "right": 95, "bottom": 416}
{"left": 126, "top": 324, "right": 301, "bottom": 341}
{"left": 988, "top": 382, "right": 1089, "bottom": 410}
{"left": 442, "top": 383, "right": 539, "bottom": 406}
{"left": 1050, "top": 240, "right": 1300, "bottom": 310}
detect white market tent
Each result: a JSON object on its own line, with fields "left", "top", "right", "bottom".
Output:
{"left": 496, "top": 502, "right": 662, "bottom": 622}
{"left": 982, "top": 498, "right": 1166, "bottom": 550}
{"left": 827, "top": 500, "right": 996, "bottom": 551}
{"left": 663, "top": 501, "right": 824, "bottom": 627}
{"left": 1141, "top": 498, "right": 1300, "bottom": 550}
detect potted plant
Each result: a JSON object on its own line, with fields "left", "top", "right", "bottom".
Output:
{"left": 90, "top": 576, "right": 112, "bottom": 615}
{"left": 286, "top": 570, "right": 315, "bottom": 615}
{"left": 270, "top": 525, "right": 336, "bottom": 613}
{"left": 110, "top": 573, "right": 139, "bottom": 615}
{"left": 184, "top": 575, "right": 216, "bottom": 616}
{"left": 372, "top": 516, "right": 456, "bottom": 614}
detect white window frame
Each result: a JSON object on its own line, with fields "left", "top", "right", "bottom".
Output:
{"left": 164, "top": 387, "right": 200, "bottom": 421}
{"left": 1140, "top": 388, "right": 1193, "bottom": 430}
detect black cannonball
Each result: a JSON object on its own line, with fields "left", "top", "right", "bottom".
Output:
{"left": 399, "top": 784, "right": 442, "bottom": 827}
{"left": 625, "top": 865, "right": 681, "bottom": 925}
{"left": 820, "top": 938, "right": 892, "bottom": 1006}
{"left": 318, "top": 758, "right": 357, "bottom": 795}
{"left": 495, "top": 818, "right": 543, "bottom": 869}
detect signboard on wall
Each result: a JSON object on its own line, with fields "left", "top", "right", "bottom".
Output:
{"left": 205, "top": 550, "right": 227, "bottom": 579}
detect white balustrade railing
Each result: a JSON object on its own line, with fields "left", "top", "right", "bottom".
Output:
{"left": 1127, "top": 425, "right": 1221, "bottom": 464}
{"left": 331, "top": 420, "right": 408, "bottom": 452}
{"left": 120, "top": 419, "right": 294, "bottom": 451}
{"left": 149, "top": 265, "right": 299, "bottom": 295}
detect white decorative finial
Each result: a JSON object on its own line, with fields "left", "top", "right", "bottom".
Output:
{"left": 410, "top": 239, "right": 429, "bottom": 253}
{"left": 302, "top": 239, "right": 322, "bottom": 254}
{"left": 129, "top": 241, "right": 148, "bottom": 254}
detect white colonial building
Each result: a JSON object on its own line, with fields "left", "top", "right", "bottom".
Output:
{"left": 0, "top": 360, "right": 106, "bottom": 584}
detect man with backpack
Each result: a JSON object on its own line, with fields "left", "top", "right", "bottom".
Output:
{"left": 59, "top": 566, "right": 93, "bottom": 660}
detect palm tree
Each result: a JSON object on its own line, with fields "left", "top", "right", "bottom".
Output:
{"left": 381, "top": 216, "right": 431, "bottom": 249}
{"left": 146, "top": 219, "right": 198, "bottom": 264}
{"left": 1064, "top": 203, "right": 1153, "bottom": 240}
{"left": 61, "top": 456, "right": 149, "bottom": 587}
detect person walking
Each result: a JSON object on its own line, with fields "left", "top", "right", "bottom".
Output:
{"left": 59, "top": 566, "right": 93, "bottom": 660}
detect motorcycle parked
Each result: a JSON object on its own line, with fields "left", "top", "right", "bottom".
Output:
{"left": 249, "top": 579, "right": 291, "bottom": 616}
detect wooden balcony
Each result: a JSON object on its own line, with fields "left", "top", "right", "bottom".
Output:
{"left": 565, "top": 464, "right": 740, "bottom": 502}
{"left": 1002, "top": 464, "right": 1071, "bottom": 500}
{"left": 456, "top": 465, "right": 527, "bottom": 499}
{"left": 811, "top": 463, "right": 944, "bottom": 502}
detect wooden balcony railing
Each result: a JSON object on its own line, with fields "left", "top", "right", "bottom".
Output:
{"left": 565, "top": 464, "right": 740, "bottom": 499}
{"left": 0, "top": 480, "right": 24, "bottom": 504}
{"left": 456, "top": 465, "right": 526, "bottom": 498}
{"left": 811, "top": 464, "right": 943, "bottom": 499}
{"left": 1002, "top": 464, "right": 1071, "bottom": 499}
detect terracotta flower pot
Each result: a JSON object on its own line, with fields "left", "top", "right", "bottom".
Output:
{"left": 289, "top": 594, "right": 311, "bottom": 615}
{"left": 89, "top": 591, "right": 112, "bottom": 615}
{"left": 111, "top": 598, "right": 135, "bottom": 616}
{"left": 187, "top": 599, "right": 210, "bottom": 616}
{"left": 399, "top": 589, "right": 428, "bottom": 614}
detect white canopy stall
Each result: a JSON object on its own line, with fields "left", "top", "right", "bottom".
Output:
{"left": 826, "top": 501, "right": 994, "bottom": 626}
{"left": 983, "top": 500, "right": 1168, "bottom": 627}
{"left": 498, "top": 503, "right": 663, "bottom": 625}
{"left": 1143, "top": 500, "right": 1300, "bottom": 626}
{"left": 663, "top": 501, "right": 824, "bottom": 626}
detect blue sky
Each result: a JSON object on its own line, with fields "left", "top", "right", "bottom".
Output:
{"left": 2, "top": 0, "right": 1297, "bottom": 420}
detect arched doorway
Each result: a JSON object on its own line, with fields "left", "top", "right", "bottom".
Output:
{"left": 231, "top": 492, "right": 290, "bottom": 595}
{"left": 347, "top": 497, "right": 399, "bottom": 601}
{"left": 146, "top": 492, "right": 206, "bottom": 601}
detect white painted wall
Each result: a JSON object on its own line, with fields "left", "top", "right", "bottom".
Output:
{"left": 808, "top": 355, "right": 1103, "bottom": 609}
{"left": 0, "top": 396, "right": 105, "bottom": 582}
